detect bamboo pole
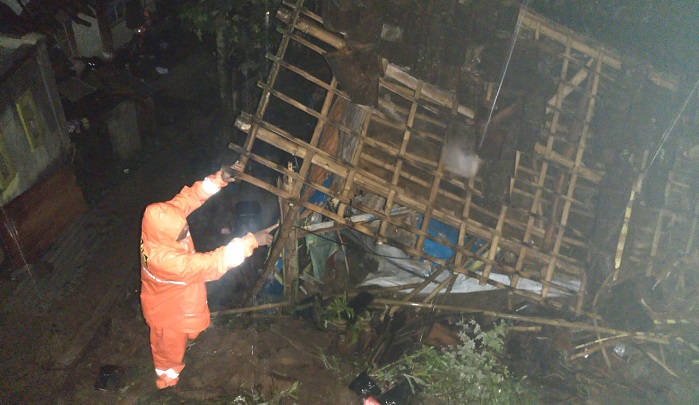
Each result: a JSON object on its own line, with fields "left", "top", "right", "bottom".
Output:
{"left": 544, "top": 52, "right": 601, "bottom": 299}
{"left": 285, "top": 226, "right": 300, "bottom": 302}
{"left": 336, "top": 230, "right": 350, "bottom": 278}
{"left": 384, "top": 64, "right": 475, "bottom": 120}
{"left": 454, "top": 176, "right": 476, "bottom": 270}
{"left": 370, "top": 298, "right": 669, "bottom": 345}
{"left": 247, "top": 204, "right": 302, "bottom": 304}
{"left": 685, "top": 198, "right": 699, "bottom": 256}
{"left": 422, "top": 273, "right": 457, "bottom": 304}
{"left": 613, "top": 150, "right": 648, "bottom": 275}
{"left": 415, "top": 111, "right": 450, "bottom": 256}
{"left": 480, "top": 206, "right": 507, "bottom": 284}
{"left": 569, "top": 336, "right": 625, "bottom": 361}
{"left": 211, "top": 301, "right": 291, "bottom": 316}
{"left": 240, "top": 0, "right": 306, "bottom": 304}
{"left": 276, "top": 6, "right": 345, "bottom": 48}
{"left": 267, "top": 52, "right": 346, "bottom": 97}
{"left": 379, "top": 82, "right": 422, "bottom": 242}
{"left": 535, "top": 36, "right": 571, "bottom": 300}
{"left": 401, "top": 267, "right": 445, "bottom": 304}
{"left": 574, "top": 333, "right": 631, "bottom": 351}
{"left": 277, "top": 25, "right": 328, "bottom": 55}
{"left": 352, "top": 283, "right": 426, "bottom": 295}
{"left": 646, "top": 350, "right": 679, "bottom": 378}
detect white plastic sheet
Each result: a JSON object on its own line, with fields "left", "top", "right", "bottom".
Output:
{"left": 360, "top": 245, "right": 579, "bottom": 297}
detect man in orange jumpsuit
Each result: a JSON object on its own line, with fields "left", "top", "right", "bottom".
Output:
{"left": 140, "top": 163, "right": 277, "bottom": 389}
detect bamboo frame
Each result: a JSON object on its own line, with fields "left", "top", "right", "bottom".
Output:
{"left": 234, "top": 114, "right": 585, "bottom": 303}
{"left": 642, "top": 150, "right": 699, "bottom": 277}
{"left": 228, "top": 1, "right": 681, "bottom": 321}
{"left": 507, "top": 21, "right": 621, "bottom": 309}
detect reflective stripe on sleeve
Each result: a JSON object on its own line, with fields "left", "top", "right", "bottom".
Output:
{"left": 143, "top": 266, "right": 187, "bottom": 286}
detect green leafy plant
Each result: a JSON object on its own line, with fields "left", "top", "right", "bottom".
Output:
{"left": 315, "top": 294, "right": 368, "bottom": 347}
{"left": 317, "top": 294, "right": 355, "bottom": 330}
{"left": 371, "top": 319, "right": 538, "bottom": 404}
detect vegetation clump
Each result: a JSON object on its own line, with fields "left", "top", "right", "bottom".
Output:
{"left": 371, "top": 320, "right": 538, "bottom": 404}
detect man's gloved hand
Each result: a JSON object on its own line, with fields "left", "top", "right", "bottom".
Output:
{"left": 253, "top": 223, "right": 279, "bottom": 246}
{"left": 221, "top": 161, "right": 245, "bottom": 183}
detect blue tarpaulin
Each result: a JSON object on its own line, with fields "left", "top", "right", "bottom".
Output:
{"left": 416, "top": 214, "right": 490, "bottom": 266}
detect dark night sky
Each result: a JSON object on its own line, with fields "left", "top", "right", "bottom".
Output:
{"left": 531, "top": 0, "right": 699, "bottom": 78}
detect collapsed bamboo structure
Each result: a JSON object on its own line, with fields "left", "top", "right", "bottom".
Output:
{"left": 229, "top": 0, "right": 697, "bottom": 351}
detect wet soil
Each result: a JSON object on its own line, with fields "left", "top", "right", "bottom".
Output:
{"left": 56, "top": 306, "right": 360, "bottom": 404}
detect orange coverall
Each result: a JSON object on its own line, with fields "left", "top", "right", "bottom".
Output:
{"left": 140, "top": 171, "right": 258, "bottom": 389}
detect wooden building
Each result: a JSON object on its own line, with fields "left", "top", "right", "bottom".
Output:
{"left": 0, "top": 33, "right": 86, "bottom": 270}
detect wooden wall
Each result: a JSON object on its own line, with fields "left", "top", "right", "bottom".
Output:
{"left": 0, "top": 166, "right": 88, "bottom": 269}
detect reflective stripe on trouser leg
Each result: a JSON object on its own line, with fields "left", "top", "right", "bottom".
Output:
{"left": 155, "top": 368, "right": 180, "bottom": 381}
{"left": 149, "top": 327, "right": 189, "bottom": 389}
